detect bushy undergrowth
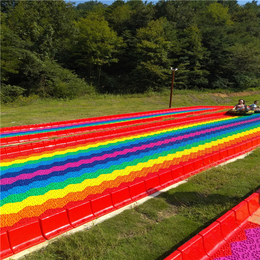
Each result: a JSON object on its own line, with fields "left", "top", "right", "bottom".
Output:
{"left": 0, "top": 84, "right": 25, "bottom": 103}
{"left": 2, "top": 84, "right": 259, "bottom": 106}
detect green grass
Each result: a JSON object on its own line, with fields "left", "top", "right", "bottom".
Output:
{"left": 20, "top": 148, "right": 260, "bottom": 260}
{"left": 1, "top": 90, "right": 260, "bottom": 127}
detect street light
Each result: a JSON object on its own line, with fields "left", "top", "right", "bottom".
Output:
{"left": 169, "top": 67, "right": 178, "bottom": 108}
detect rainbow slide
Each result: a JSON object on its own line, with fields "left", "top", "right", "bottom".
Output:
{"left": 0, "top": 106, "right": 226, "bottom": 145}
{"left": 1, "top": 106, "right": 259, "bottom": 259}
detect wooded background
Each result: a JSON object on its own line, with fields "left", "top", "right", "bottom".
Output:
{"left": 1, "top": 0, "right": 260, "bottom": 102}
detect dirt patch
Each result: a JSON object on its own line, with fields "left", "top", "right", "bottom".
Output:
{"left": 212, "top": 91, "right": 260, "bottom": 98}
{"left": 157, "top": 205, "right": 178, "bottom": 222}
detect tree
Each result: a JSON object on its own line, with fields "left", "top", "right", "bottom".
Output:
{"left": 198, "top": 3, "right": 236, "bottom": 89}
{"left": 72, "top": 13, "right": 124, "bottom": 85}
{"left": 131, "top": 18, "right": 172, "bottom": 92}
{"left": 0, "top": 12, "right": 23, "bottom": 83}
{"left": 126, "top": 0, "right": 155, "bottom": 33}
{"left": 1, "top": 0, "right": 18, "bottom": 13}
{"left": 1, "top": 12, "right": 26, "bottom": 102}
{"left": 204, "top": 2, "right": 233, "bottom": 26}
{"left": 231, "top": 1, "right": 260, "bottom": 38}
{"left": 176, "top": 25, "right": 209, "bottom": 89}
{"left": 155, "top": 0, "right": 204, "bottom": 29}
{"left": 5, "top": 0, "right": 76, "bottom": 59}
{"left": 75, "top": 0, "right": 106, "bottom": 19}
{"left": 104, "top": 2, "right": 132, "bottom": 35}
{"left": 1, "top": 1, "right": 92, "bottom": 99}
{"left": 224, "top": 41, "right": 260, "bottom": 90}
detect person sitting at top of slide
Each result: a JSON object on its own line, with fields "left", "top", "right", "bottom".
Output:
{"left": 250, "top": 100, "right": 259, "bottom": 110}
{"left": 233, "top": 99, "right": 247, "bottom": 111}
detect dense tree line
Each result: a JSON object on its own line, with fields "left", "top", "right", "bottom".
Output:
{"left": 1, "top": 0, "right": 260, "bottom": 102}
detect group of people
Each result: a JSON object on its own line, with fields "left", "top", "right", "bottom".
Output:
{"left": 233, "top": 99, "right": 259, "bottom": 111}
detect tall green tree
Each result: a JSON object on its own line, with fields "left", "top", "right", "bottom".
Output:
{"left": 0, "top": 12, "right": 26, "bottom": 102}
{"left": 131, "top": 18, "right": 173, "bottom": 92}
{"left": 75, "top": 0, "right": 106, "bottom": 19}
{"left": 126, "top": 0, "right": 155, "bottom": 33}
{"left": 175, "top": 25, "right": 209, "bottom": 89}
{"left": 155, "top": 0, "right": 205, "bottom": 29}
{"left": 199, "top": 2, "right": 235, "bottom": 89}
{"left": 1, "top": 0, "right": 18, "bottom": 13}
{"left": 224, "top": 41, "right": 260, "bottom": 89}
{"left": 5, "top": 0, "right": 76, "bottom": 59}
{"left": 72, "top": 13, "right": 124, "bottom": 85}
{"left": 104, "top": 1, "right": 132, "bottom": 35}
{"left": 0, "top": 12, "right": 23, "bottom": 83}
{"left": 1, "top": 0, "right": 92, "bottom": 99}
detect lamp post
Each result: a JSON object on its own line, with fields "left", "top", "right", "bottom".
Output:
{"left": 169, "top": 67, "right": 178, "bottom": 108}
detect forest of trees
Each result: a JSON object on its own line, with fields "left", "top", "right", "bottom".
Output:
{"left": 1, "top": 0, "right": 260, "bottom": 102}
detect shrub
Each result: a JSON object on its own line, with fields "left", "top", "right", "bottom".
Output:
{"left": 0, "top": 84, "right": 25, "bottom": 103}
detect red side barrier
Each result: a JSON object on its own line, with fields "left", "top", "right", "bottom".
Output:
{"left": 252, "top": 137, "right": 259, "bottom": 148}
{"left": 31, "top": 141, "right": 45, "bottom": 150}
{"left": 90, "top": 193, "right": 115, "bottom": 218}
{"left": 8, "top": 220, "right": 45, "bottom": 254}
{"left": 67, "top": 201, "right": 95, "bottom": 228}
{"left": 18, "top": 143, "right": 32, "bottom": 152}
{"left": 198, "top": 222, "right": 224, "bottom": 257}
{"left": 0, "top": 232, "right": 13, "bottom": 259}
{"left": 5, "top": 145, "right": 19, "bottom": 156}
{"left": 164, "top": 250, "right": 182, "bottom": 260}
{"left": 177, "top": 235, "right": 209, "bottom": 260}
{"left": 40, "top": 209, "right": 73, "bottom": 240}
{"left": 211, "top": 152, "right": 220, "bottom": 166}
{"left": 233, "top": 144, "right": 241, "bottom": 155}
{"left": 219, "top": 149, "right": 228, "bottom": 163}
{"left": 0, "top": 127, "right": 11, "bottom": 133}
{"left": 240, "top": 141, "right": 248, "bottom": 151}
{"left": 227, "top": 146, "right": 235, "bottom": 158}
{"left": 111, "top": 187, "right": 132, "bottom": 209}
{"left": 158, "top": 170, "right": 174, "bottom": 188}
{"left": 1, "top": 138, "right": 8, "bottom": 146}
{"left": 171, "top": 165, "right": 184, "bottom": 182}
{"left": 181, "top": 161, "right": 194, "bottom": 177}
{"left": 246, "top": 140, "right": 253, "bottom": 150}
{"left": 6, "top": 136, "right": 19, "bottom": 145}
{"left": 129, "top": 181, "right": 148, "bottom": 201}
{"left": 144, "top": 174, "right": 161, "bottom": 195}
{"left": 38, "top": 132, "right": 49, "bottom": 140}
{"left": 231, "top": 200, "right": 250, "bottom": 226}
{"left": 192, "top": 158, "right": 204, "bottom": 173}
{"left": 203, "top": 155, "right": 212, "bottom": 169}
{"left": 18, "top": 135, "right": 30, "bottom": 143}
{"left": 245, "top": 192, "right": 260, "bottom": 215}
{"left": 216, "top": 210, "right": 239, "bottom": 241}
{"left": 29, "top": 133, "right": 40, "bottom": 141}
{"left": 0, "top": 152, "right": 12, "bottom": 160}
